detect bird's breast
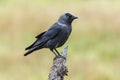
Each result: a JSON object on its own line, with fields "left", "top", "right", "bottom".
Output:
{"left": 56, "top": 28, "right": 71, "bottom": 47}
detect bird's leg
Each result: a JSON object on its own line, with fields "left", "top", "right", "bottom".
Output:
{"left": 50, "top": 49, "right": 57, "bottom": 56}
{"left": 54, "top": 48, "right": 61, "bottom": 56}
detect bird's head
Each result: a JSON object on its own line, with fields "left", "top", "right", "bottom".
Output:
{"left": 58, "top": 13, "right": 78, "bottom": 25}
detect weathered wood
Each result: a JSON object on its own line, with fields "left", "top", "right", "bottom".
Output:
{"left": 48, "top": 46, "right": 68, "bottom": 80}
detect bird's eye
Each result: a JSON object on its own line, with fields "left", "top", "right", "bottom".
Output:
{"left": 66, "top": 13, "right": 72, "bottom": 18}
{"left": 69, "top": 15, "right": 72, "bottom": 17}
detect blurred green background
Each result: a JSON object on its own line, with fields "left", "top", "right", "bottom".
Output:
{"left": 0, "top": 0, "right": 120, "bottom": 80}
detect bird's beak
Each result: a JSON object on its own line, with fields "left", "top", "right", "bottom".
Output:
{"left": 73, "top": 16, "right": 78, "bottom": 19}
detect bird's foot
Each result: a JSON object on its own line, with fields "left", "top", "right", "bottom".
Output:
{"left": 54, "top": 54, "right": 61, "bottom": 58}
{"left": 57, "top": 53, "right": 61, "bottom": 57}
{"left": 54, "top": 54, "right": 66, "bottom": 60}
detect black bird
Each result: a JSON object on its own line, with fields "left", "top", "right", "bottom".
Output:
{"left": 24, "top": 13, "right": 78, "bottom": 56}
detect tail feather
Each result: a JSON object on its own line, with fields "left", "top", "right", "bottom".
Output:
{"left": 24, "top": 36, "right": 49, "bottom": 56}
{"left": 24, "top": 46, "right": 38, "bottom": 56}
{"left": 25, "top": 44, "right": 33, "bottom": 50}
{"left": 24, "top": 46, "right": 43, "bottom": 56}
{"left": 25, "top": 40, "right": 38, "bottom": 50}
{"left": 24, "top": 49, "right": 34, "bottom": 56}
{"left": 25, "top": 31, "right": 46, "bottom": 50}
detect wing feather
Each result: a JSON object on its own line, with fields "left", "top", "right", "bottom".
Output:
{"left": 25, "top": 23, "right": 62, "bottom": 50}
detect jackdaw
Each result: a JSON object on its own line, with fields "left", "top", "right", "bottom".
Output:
{"left": 24, "top": 13, "right": 78, "bottom": 56}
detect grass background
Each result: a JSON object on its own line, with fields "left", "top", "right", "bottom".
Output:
{"left": 0, "top": 0, "right": 120, "bottom": 80}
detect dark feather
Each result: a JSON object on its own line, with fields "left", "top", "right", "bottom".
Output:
{"left": 35, "top": 31, "right": 46, "bottom": 38}
{"left": 24, "top": 13, "right": 77, "bottom": 56}
{"left": 25, "top": 40, "right": 37, "bottom": 50}
{"left": 25, "top": 31, "right": 46, "bottom": 50}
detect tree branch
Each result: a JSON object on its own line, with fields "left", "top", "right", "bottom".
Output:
{"left": 48, "top": 46, "right": 68, "bottom": 80}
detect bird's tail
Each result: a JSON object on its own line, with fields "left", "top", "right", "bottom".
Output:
{"left": 24, "top": 46, "right": 38, "bottom": 56}
{"left": 24, "top": 49, "right": 34, "bottom": 56}
{"left": 24, "top": 45, "right": 43, "bottom": 56}
{"left": 25, "top": 40, "right": 38, "bottom": 50}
